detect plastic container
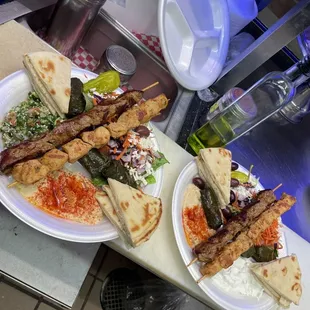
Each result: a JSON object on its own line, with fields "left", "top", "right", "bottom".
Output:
{"left": 227, "top": 0, "right": 258, "bottom": 38}
{"left": 158, "top": 0, "right": 230, "bottom": 90}
{"left": 197, "top": 33, "right": 255, "bottom": 104}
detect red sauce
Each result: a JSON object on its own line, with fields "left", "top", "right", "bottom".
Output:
{"left": 28, "top": 171, "right": 101, "bottom": 223}
{"left": 182, "top": 206, "right": 210, "bottom": 248}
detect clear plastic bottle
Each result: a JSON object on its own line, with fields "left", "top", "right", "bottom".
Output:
{"left": 188, "top": 57, "right": 310, "bottom": 154}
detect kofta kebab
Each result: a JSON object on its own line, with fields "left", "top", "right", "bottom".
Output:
{"left": 1, "top": 90, "right": 168, "bottom": 186}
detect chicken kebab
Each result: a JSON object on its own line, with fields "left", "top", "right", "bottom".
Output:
{"left": 197, "top": 192, "right": 296, "bottom": 280}
{"left": 8, "top": 93, "right": 168, "bottom": 185}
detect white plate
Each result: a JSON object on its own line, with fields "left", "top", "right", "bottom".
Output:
{"left": 172, "top": 159, "right": 287, "bottom": 310}
{"left": 158, "top": 0, "right": 230, "bottom": 90}
{"left": 0, "top": 68, "right": 163, "bottom": 243}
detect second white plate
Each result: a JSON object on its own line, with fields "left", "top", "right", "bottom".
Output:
{"left": 172, "top": 159, "right": 287, "bottom": 310}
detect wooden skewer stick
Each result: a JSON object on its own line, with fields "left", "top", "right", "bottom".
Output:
{"left": 187, "top": 257, "right": 198, "bottom": 267}
{"left": 7, "top": 181, "right": 18, "bottom": 188}
{"left": 142, "top": 81, "right": 159, "bottom": 92}
{"left": 272, "top": 183, "right": 283, "bottom": 192}
{"left": 197, "top": 274, "right": 208, "bottom": 284}
{"left": 247, "top": 164, "right": 254, "bottom": 181}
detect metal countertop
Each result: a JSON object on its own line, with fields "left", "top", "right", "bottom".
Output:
{"left": 0, "top": 207, "right": 99, "bottom": 308}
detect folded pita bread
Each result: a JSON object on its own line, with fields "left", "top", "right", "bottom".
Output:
{"left": 105, "top": 178, "right": 162, "bottom": 247}
{"left": 251, "top": 255, "right": 302, "bottom": 306}
{"left": 95, "top": 191, "right": 133, "bottom": 246}
{"left": 197, "top": 148, "right": 231, "bottom": 205}
{"left": 251, "top": 272, "right": 291, "bottom": 308}
{"left": 95, "top": 191, "right": 122, "bottom": 230}
{"left": 23, "top": 52, "right": 71, "bottom": 117}
{"left": 196, "top": 157, "right": 225, "bottom": 206}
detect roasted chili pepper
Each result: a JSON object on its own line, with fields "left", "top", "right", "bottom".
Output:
{"left": 83, "top": 71, "right": 120, "bottom": 94}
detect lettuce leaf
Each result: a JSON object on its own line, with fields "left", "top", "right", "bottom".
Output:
{"left": 92, "top": 176, "right": 107, "bottom": 187}
{"left": 145, "top": 174, "right": 156, "bottom": 184}
{"left": 152, "top": 152, "right": 169, "bottom": 171}
{"left": 83, "top": 93, "right": 94, "bottom": 111}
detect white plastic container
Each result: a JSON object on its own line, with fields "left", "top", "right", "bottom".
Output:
{"left": 158, "top": 0, "right": 230, "bottom": 90}
{"left": 227, "top": 0, "right": 258, "bottom": 38}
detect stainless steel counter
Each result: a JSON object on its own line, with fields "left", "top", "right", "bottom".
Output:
{"left": 0, "top": 0, "right": 56, "bottom": 25}
{"left": 82, "top": 9, "right": 195, "bottom": 139}
{"left": 0, "top": 206, "right": 99, "bottom": 308}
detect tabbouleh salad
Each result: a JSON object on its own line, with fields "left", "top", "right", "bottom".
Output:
{"left": 0, "top": 92, "right": 60, "bottom": 148}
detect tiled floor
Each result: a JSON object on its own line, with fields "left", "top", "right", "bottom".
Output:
{"left": 0, "top": 245, "right": 212, "bottom": 310}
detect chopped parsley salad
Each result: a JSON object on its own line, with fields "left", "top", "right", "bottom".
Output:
{"left": 0, "top": 92, "right": 60, "bottom": 148}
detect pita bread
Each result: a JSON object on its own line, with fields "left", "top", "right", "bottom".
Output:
{"left": 251, "top": 255, "right": 302, "bottom": 305}
{"left": 106, "top": 178, "right": 162, "bottom": 247}
{"left": 24, "top": 59, "right": 59, "bottom": 115}
{"left": 95, "top": 191, "right": 122, "bottom": 230}
{"left": 95, "top": 190, "right": 133, "bottom": 246}
{"left": 23, "top": 52, "right": 71, "bottom": 116}
{"left": 251, "top": 272, "right": 291, "bottom": 308}
{"left": 198, "top": 148, "right": 231, "bottom": 205}
{"left": 196, "top": 157, "right": 226, "bottom": 206}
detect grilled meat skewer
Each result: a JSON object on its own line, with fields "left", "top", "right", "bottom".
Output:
{"left": 107, "top": 94, "right": 168, "bottom": 139}
{"left": 199, "top": 193, "right": 296, "bottom": 279}
{"left": 12, "top": 159, "right": 50, "bottom": 185}
{"left": 0, "top": 91, "right": 142, "bottom": 173}
{"left": 193, "top": 190, "right": 276, "bottom": 263}
{"left": 11, "top": 124, "right": 111, "bottom": 185}
{"left": 8, "top": 94, "right": 168, "bottom": 184}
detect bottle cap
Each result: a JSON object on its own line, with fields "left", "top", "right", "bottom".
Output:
{"left": 106, "top": 45, "right": 137, "bottom": 76}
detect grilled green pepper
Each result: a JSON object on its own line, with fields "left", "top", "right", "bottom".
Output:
{"left": 83, "top": 71, "right": 120, "bottom": 94}
{"left": 200, "top": 187, "right": 223, "bottom": 230}
{"left": 92, "top": 176, "right": 108, "bottom": 187}
{"left": 67, "top": 78, "right": 86, "bottom": 118}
